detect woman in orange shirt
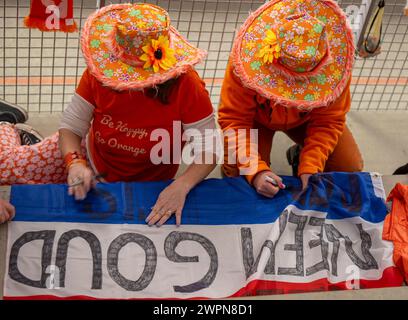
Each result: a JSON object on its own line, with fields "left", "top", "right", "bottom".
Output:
{"left": 218, "top": 0, "right": 363, "bottom": 198}
{"left": 0, "top": 3, "right": 217, "bottom": 226}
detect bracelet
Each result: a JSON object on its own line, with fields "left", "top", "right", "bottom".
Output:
{"left": 66, "top": 159, "right": 87, "bottom": 170}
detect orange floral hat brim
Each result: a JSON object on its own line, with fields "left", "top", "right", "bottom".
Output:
{"left": 81, "top": 4, "right": 207, "bottom": 91}
{"left": 232, "top": 0, "right": 355, "bottom": 110}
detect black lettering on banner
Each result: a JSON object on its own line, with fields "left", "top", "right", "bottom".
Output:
{"left": 80, "top": 188, "right": 117, "bottom": 219}
{"left": 324, "top": 223, "right": 340, "bottom": 276}
{"left": 306, "top": 217, "right": 329, "bottom": 276}
{"left": 342, "top": 174, "right": 363, "bottom": 213}
{"left": 292, "top": 177, "right": 327, "bottom": 208}
{"left": 293, "top": 188, "right": 308, "bottom": 207}
{"left": 292, "top": 175, "right": 325, "bottom": 207}
{"left": 55, "top": 230, "right": 103, "bottom": 289}
{"left": 164, "top": 231, "right": 218, "bottom": 293}
{"left": 9, "top": 230, "right": 56, "bottom": 288}
{"left": 325, "top": 223, "right": 378, "bottom": 276}
{"left": 278, "top": 212, "right": 307, "bottom": 276}
{"left": 323, "top": 174, "right": 336, "bottom": 200}
{"left": 324, "top": 174, "right": 363, "bottom": 213}
{"left": 107, "top": 233, "right": 157, "bottom": 291}
{"left": 124, "top": 183, "right": 134, "bottom": 221}
{"left": 138, "top": 207, "right": 147, "bottom": 222}
{"left": 308, "top": 177, "right": 328, "bottom": 208}
{"left": 241, "top": 210, "right": 288, "bottom": 278}
{"left": 282, "top": 182, "right": 302, "bottom": 199}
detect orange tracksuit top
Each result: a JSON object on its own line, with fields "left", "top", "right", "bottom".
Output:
{"left": 218, "top": 61, "right": 351, "bottom": 184}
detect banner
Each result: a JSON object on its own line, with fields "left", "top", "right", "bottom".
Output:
{"left": 3, "top": 173, "right": 403, "bottom": 299}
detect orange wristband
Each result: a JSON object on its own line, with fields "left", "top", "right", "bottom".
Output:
{"left": 66, "top": 159, "right": 87, "bottom": 170}
{"left": 64, "top": 151, "right": 87, "bottom": 169}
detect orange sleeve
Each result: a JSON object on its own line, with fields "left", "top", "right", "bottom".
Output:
{"left": 298, "top": 80, "right": 351, "bottom": 176}
{"left": 75, "top": 69, "right": 97, "bottom": 106}
{"left": 218, "top": 61, "right": 271, "bottom": 184}
{"left": 178, "top": 69, "right": 214, "bottom": 124}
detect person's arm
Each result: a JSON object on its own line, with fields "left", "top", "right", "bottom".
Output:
{"left": 59, "top": 129, "right": 83, "bottom": 156}
{"left": 59, "top": 128, "right": 94, "bottom": 200}
{"left": 0, "top": 199, "right": 15, "bottom": 224}
{"left": 176, "top": 114, "right": 219, "bottom": 199}
{"left": 175, "top": 158, "right": 217, "bottom": 194}
{"left": 146, "top": 158, "right": 216, "bottom": 227}
{"left": 298, "top": 80, "right": 351, "bottom": 189}
{"left": 58, "top": 70, "right": 96, "bottom": 200}
{"left": 218, "top": 61, "right": 283, "bottom": 197}
{"left": 146, "top": 70, "right": 217, "bottom": 227}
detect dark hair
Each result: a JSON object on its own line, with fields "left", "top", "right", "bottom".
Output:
{"left": 145, "top": 78, "right": 178, "bottom": 105}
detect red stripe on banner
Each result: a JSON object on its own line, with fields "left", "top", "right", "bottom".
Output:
{"left": 4, "top": 266, "right": 403, "bottom": 300}
{"left": 4, "top": 295, "right": 210, "bottom": 301}
{"left": 229, "top": 266, "right": 404, "bottom": 297}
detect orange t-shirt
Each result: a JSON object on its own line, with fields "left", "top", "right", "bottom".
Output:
{"left": 76, "top": 68, "right": 213, "bottom": 182}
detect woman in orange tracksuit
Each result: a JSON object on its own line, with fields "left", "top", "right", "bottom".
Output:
{"left": 218, "top": 0, "right": 363, "bottom": 198}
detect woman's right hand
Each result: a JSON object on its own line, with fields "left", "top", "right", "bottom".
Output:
{"left": 253, "top": 170, "right": 284, "bottom": 198}
{"left": 67, "top": 163, "right": 95, "bottom": 200}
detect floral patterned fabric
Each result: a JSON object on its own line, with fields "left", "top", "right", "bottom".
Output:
{"left": 0, "top": 125, "right": 67, "bottom": 185}
{"left": 233, "top": 0, "right": 354, "bottom": 109}
{"left": 82, "top": 3, "right": 206, "bottom": 90}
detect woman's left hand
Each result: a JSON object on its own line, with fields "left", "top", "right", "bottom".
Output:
{"left": 146, "top": 181, "right": 190, "bottom": 227}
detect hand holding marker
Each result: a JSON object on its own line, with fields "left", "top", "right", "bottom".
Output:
{"left": 265, "top": 175, "right": 286, "bottom": 189}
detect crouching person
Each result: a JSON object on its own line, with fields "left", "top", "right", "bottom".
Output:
{"left": 218, "top": 0, "right": 363, "bottom": 198}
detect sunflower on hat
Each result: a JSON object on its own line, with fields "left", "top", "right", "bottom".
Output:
{"left": 81, "top": 3, "right": 206, "bottom": 91}
{"left": 258, "top": 30, "right": 281, "bottom": 64}
{"left": 140, "top": 35, "right": 177, "bottom": 73}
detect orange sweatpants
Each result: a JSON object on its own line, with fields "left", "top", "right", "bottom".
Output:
{"left": 256, "top": 122, "right": 364, "bottom": 173}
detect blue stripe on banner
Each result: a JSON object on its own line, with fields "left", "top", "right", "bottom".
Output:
{"left": 10, "top": 172, "right": 387, "bottom": 225}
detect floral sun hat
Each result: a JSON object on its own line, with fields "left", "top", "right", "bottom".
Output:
{"left": 232, "top": 0, "right": 355, "bottom": 109}
{"left": 81, "top": 3, "right": 207, "bottom": 91}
